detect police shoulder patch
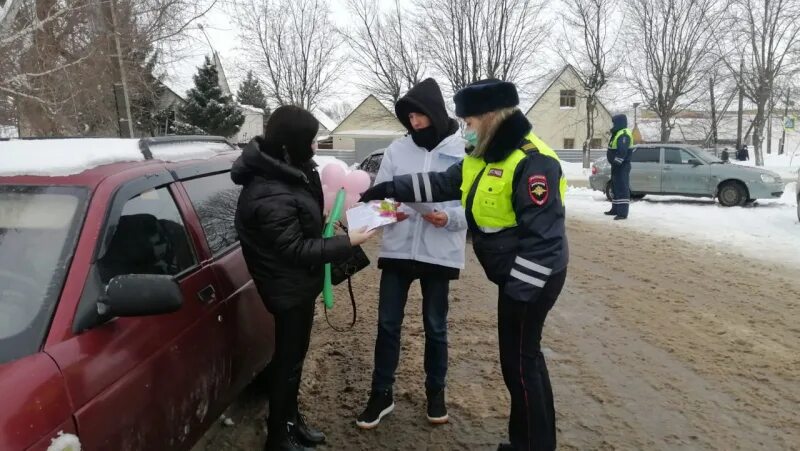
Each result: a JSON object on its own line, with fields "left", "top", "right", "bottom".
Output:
{"left": 528, "top": 175, "right": 548, "bottom": 206}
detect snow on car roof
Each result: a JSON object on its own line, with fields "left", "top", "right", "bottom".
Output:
{"left": 0, "top": 138, "right": 237, "bottom": 177}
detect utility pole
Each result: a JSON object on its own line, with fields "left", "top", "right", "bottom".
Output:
{"left": 709, "top": 78, "right": 718, "bottom": 147}
{"left": 779, "top": 87, "right": 791, "bottom": 155}
{"left": 103, "top": 0, "right": 134, "bottom": 138}
{"left": 736, "top": 62, "right": 745, "bottom": 150}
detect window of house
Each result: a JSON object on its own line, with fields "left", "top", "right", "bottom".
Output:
{"left": 183, "top": 173, "right": 242, "bottom": 255}
{"left": 563, "top": 138, "right": 576, "bottom": 149}
{"left": 590, "top": 138, "right": 603, "bottom": 149}
{"left": 97, "top": 187, "right": 197, "bottom": 284}
{"left": 560, "top": 90, "right": 577, "bottom": 108}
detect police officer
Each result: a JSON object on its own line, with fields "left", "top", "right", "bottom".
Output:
{"left": 605, "top": 114, "right": 632, "bottom": 220}
{"left": 361, "top": 79, "right": 568, "bottom": 451}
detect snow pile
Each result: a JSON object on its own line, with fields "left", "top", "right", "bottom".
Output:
{"left": 0, "top": 139, "right": 143, "bottom": 177}
{"left": 566, "top": 187, "right": 800, "bottom": 267}
{"left": 47, "top": 432, "right": 81, "bottom": 451}
{"left": 561, "top": 161, "right": 592, "bottom": 181}
{"left": 0, "top": 125, "right": 19, "bottom": 139}
{"left": 149, "top": 141, "right": 235, "bottom": 162}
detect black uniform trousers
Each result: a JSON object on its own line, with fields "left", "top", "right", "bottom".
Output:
{"left": 610, "top": 162, "right": 631, "bottom": 218}
{"left": 498, "top": 269, "right": 567, "bottom": 451}
{"left": 266, "top": 301, "right": 315, "bottom": 441}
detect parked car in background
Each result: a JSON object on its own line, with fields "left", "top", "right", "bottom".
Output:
{"left": 796, "top": 168, "right": 800, "bottom": 221}
{"left": 589, "top": 144, "right": 784, "bottom": 207}
{"left": 358, "top": 148, "right": 385, "bottom": 186}
{"left": 0, "top": 137, "right": 274, "bottom": 451}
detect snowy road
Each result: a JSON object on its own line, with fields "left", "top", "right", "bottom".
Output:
{"left": 566, "top": 185, "right": 800, "bottom": 268}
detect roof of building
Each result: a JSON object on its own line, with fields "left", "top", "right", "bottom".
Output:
{"left": 331, "top": 94, "right": 403, "bottom": 135}
{"left": 313, "top": 109, "right": 338, "bottom": 132}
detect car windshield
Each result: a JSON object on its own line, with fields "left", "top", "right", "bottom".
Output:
{"left": 0, "top": 186, "right": 87, "bottom": 364}
{"left": 686, "top": 146, "right": 724, "bottom": 164}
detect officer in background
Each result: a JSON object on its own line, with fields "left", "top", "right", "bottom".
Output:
{"left": 605, "top": 114, "right": 632, "bottom": 220}
{"left": 361, "top": 79, "right": 569, "bottom": 451}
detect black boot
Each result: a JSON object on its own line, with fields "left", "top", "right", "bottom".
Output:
{"left": 289, "top": 413, "right": 326, "bottom": 446}
{"left": 604, "top": 210, "right": 616, "bottom": 216}
{"left": 426, "top": 388, "right": 449, "bottom": 424}
{"left": 264, "top": 423, "right": 312, "bottom": 451}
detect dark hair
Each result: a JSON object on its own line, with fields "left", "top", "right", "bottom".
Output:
{"left": 261, "top": 105, "right": 319, "bottom": 165}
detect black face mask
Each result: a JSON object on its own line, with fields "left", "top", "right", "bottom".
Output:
{"left": 411, "top": 126, "right": 441, "bottom": 151}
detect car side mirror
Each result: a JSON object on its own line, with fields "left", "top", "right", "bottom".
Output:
{"left": 688, "top": 159, "right": 702, "bottom": 167}
{"left": 98, "top": 275, "right": 182, "bottom": 318}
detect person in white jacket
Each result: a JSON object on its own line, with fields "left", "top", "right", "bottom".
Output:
{"left": 356, "top": 78, "right": 467, "bottom": 430}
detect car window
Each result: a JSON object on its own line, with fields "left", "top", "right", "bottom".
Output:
{"left": 0, "top": 186, "right": 87, "bottom": 364}
{"left": 631, "top": 147, "right": 660, "bottom": 163}
{"left": 362, "top": 154, "right": 383, "bottom": 173}
{"left": 665, "top": 148, "right": 695, "bottom": 165}
{"left": 97, "top": 187, "right": 197, "bottom": 284}
{"left": 183, "top": 172, "right": 242, "bottom": 255}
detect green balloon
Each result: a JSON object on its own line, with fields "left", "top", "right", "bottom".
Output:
{"left": 322, "top": 188, "right": 346, "bottom": 309}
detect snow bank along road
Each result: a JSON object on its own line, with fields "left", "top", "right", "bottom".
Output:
{"left": 193, "top": 216, "right": 799, "bottom": 450}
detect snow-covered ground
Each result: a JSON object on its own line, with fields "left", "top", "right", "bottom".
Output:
{"left": 731, "top": 152, "right": 800, "bottom": 182}
{"left": 566, "top": 185, "right": 800, "bottom": 268}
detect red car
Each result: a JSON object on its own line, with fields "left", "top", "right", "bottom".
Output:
{"left": 0, "top": 136, "right": 274, "bottom": 451}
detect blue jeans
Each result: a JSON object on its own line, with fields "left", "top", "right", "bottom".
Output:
{"left": 371, "top": 269, "right": 450, "bottom": 392}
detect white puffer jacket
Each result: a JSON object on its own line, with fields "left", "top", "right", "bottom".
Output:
{"left": 375, "top": 133, "right": 468, "bottom": 269}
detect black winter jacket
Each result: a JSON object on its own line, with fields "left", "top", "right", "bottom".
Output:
{"left": 232, "top": 138, "right": 353, "bottom": 313}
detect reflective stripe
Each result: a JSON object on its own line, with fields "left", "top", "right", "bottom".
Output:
{"left": 514, "top": 256, "right": 552, "bottom": 276}
{"left": 612, "top": 199, "right": 630, "bottom": 203}
{"left": 411, "top": 174, "right": 422, "bottom": 202}
{"left": 510, "top": 269, "right": 546, "bottom": 288}
{"left": 478, "top": 226, "right": 508, "bottom": 233}
{"left": 422, "top": 172, "right": 433, "bottom": 202}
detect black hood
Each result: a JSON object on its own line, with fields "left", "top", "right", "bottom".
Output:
{"left": 482, "top": 110, "right": 533, "bottom": 163}
{"left": 395, "top": 78, "right": 459, "bottom": 150}
{"left": 231, "top": 137, "right": 315, "bottom": 186}
{"left": 611, "top": 114, "right": 628, "bottom": 133}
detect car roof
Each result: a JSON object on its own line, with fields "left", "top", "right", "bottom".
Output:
{"left": 0, "top": 136, "right": 239, "bottom": 189}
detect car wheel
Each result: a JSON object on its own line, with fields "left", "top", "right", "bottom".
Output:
{"left": 632, "top": 193, "right": 646, "bottom": 200}
{"left": 605, "top": 181, "right": 613, "bottom": 202}
{"left": 718, "top": 181, "right": 746, "bottom": 207}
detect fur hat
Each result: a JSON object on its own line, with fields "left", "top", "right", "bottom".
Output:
{"left": 453, "top": 79, "right": 519, "bottom": 118}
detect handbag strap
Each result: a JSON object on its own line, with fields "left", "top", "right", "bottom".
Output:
{"left": 324, "top": 276, "right": 357, "bottom": 332}
{"left": 323, "top": 221, "right": 359, "bottom": 332}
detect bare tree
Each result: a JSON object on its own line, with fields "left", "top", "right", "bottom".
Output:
{"left": 1, "top": 0, "right": 217, "bottom": 136}
{"left": 232, "top": 0, "right": 344, "bottom": 111}
{"left": 722, "top": 0, "right": 800, "bottom": 166}
{"left": 414, "top": 0, "right": 549, "bottom": 94}
{"left": 559, "top": 0, "right": 622, "bottom": 166}
{"left": 320, "top": 100, "right": 353, "bottom": 123}
{"left": 342, "top": 0, "right": 424, "bottom": 104}
{"left": 625, "top": 0, "right": 724, "bottom": 142}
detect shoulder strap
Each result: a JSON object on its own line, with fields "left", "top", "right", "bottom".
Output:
{"left": 520, "top": 139, "right": 539, "bottom": 153}
{"left": 324, "top": 276, "right": 357, "bottom": 332}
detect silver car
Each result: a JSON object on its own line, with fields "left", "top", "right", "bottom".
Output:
{"left": 589, "top": 144, "right": 785, "bottom": 207}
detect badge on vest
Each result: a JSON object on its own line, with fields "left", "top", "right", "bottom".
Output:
{"left": 488, "top": 168, "right": 504, "bottom": 178}
{"left": 528, "top": 175, "right": 549, "bottom": 206}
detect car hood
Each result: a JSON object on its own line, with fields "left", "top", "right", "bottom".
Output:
{"left": 712, "top": 163, "right": 782, "bottom": 180}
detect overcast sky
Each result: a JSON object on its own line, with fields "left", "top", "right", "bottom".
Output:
{"left": 164, "top": 0, "right": 643, "bottom": 115}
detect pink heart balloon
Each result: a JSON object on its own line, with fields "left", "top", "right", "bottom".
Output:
{"left": 343, "top": 169, "right": 372, "bottom": 195}
{"left": 321, "top": 164, "right": 346, "bottom": 189}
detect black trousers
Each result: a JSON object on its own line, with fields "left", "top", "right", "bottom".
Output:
{"left": 610, "top": 163, "right": 631, "bottom": 217}
{"left": 498, "top": 270, "right": 567, "bottom": 451}
{"left": 267, "top": 301, "right": 315, "bottom": 439}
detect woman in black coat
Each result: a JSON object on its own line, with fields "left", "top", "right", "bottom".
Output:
{"left": 232, "top": 105, "right": 375, "bottom": 451}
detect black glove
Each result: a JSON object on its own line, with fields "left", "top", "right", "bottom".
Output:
{"left": 360, "top": 181, "right": 394, "bottom": 202}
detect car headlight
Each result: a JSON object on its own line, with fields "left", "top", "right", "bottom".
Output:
{"left": 760, "top": 174, "right": 778, "bottom": 183}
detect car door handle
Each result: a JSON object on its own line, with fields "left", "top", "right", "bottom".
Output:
{"left": 197, "top": 285, "right": 216, "bottom": 304}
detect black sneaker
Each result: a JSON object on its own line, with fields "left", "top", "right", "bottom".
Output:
{"left": 426, "top": 388, "right": 449, "bottom": 424}
{"left": 356, "top": 389, "right": 394, "bottom": 429}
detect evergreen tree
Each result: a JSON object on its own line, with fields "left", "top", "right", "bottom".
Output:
{"left": 181, "top": 56, "right": 244, "bottom": 137}
{"left": 237, "top": 70, "right": 268, "bottom": 111}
